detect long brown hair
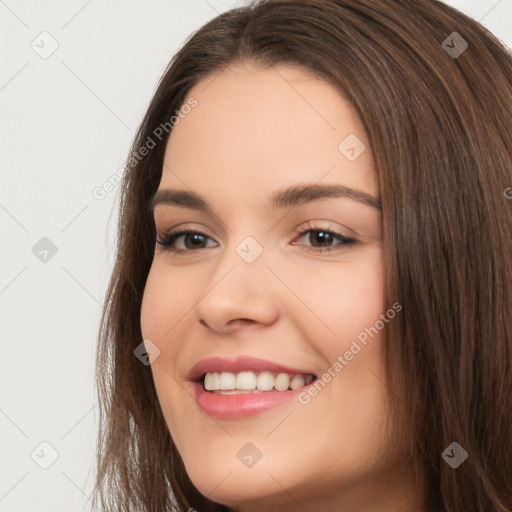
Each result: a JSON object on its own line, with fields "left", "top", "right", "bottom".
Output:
{"left": 91, "top": 1, "right": 512, "bottom": 510}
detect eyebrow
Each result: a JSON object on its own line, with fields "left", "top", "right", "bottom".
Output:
{"left": 148, "top": 183, "right": 382, "bottom": 213}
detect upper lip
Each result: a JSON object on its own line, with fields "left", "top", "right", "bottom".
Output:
{"left": 188, "top": 355, "right": 317, "bottom": 382}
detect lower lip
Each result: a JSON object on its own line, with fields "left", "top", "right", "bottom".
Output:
{"left": 191, "top": 381, "right": 307, "bottom": 418}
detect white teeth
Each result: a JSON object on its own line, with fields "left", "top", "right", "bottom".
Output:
{"left": 289, "top": 375, "right": 305, "bottom": 390}
{"left": 204, "top": 372, "right": 213, "bottom": 390}
{"left": 235, "top": 371, "right": 257, "bottom": 390}
{"left": 274, "top": 373, "right": 290, "bottom": 391}
{"left": 220, "top": 372, "right": 236, "bottom": 390}
{"left": 204, "top": 372, "right": 221, "bottom": 391}
{"left": 202, "top": 370, "right": 315, "bottom": 392}
{"left": 256, "top": 371, "right": 274, "bottom": 391}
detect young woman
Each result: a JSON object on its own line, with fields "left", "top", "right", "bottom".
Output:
{"left": 92, "top": 1, "right": 512, "bottom": 511}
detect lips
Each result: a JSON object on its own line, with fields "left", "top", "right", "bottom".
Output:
{"left": 187, "top": 355, "right": 318, "bottom": 418}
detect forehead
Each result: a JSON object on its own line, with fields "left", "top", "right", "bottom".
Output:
{"left": 160, "top": 63, "right": 378, "bottom": 204}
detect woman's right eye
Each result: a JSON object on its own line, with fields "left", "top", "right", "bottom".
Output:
{"left": 156, "top": 230, "right": 218, "bottom": 254}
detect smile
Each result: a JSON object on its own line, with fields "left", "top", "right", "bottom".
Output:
{"left": 188, "top": 355, "right": 318, "bottom": 418}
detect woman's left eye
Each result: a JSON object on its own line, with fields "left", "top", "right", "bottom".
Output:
{"left": 293, "top": 227, "right": 357, "bottom": 253}
{"left": 156, "top": 225, "right": 357, "bottom": 254}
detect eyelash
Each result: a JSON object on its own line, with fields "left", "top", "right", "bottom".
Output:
{"left": 156, "top": 222, "right": 357, "bottom": 255}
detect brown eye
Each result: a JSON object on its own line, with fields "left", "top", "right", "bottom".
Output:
{"left": 156, "top": 230, "right": 217, "bottom": 253}
{"left": 292, "top": 225, "right": 357, "bottom": 254}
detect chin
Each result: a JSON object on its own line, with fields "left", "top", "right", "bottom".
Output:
{"left": 181, "top": 452, "right": 303, "bottom": 508}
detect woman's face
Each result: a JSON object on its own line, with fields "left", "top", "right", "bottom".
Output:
{"left": 140, "top": 63, "right": 411, "bottom": 511}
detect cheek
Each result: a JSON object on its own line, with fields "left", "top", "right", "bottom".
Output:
{"left": 139, "top": 264, "right": 194, "bottom": 440}
{"left": 140, "top": 261, "right": 193, "bottom": 342}
{"left": 284, "top": 250, "right": 385, "bottom": 348}
{"left": 285, "top": 261, "right": 390, "bottom": 477}
{"left": 286, "top": 251, "right": 387, "bottom": 411}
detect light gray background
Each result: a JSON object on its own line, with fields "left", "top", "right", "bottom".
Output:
{"left": 0, "top": 1, "right": 510, "bottom": 510}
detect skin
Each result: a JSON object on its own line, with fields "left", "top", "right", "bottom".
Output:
{"left": 140, "top": 63, "right": 419, "bottom": 512}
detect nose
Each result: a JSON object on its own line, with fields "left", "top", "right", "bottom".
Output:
{"left": 194, "top": 248, "right": 279, "bottom": 335}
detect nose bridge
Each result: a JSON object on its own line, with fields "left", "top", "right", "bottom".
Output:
{"left": 217, "top": 211, "right": 271, "bottom": 268}
{"left": 194, "top": 230, "right": 279, "bottom": 331}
